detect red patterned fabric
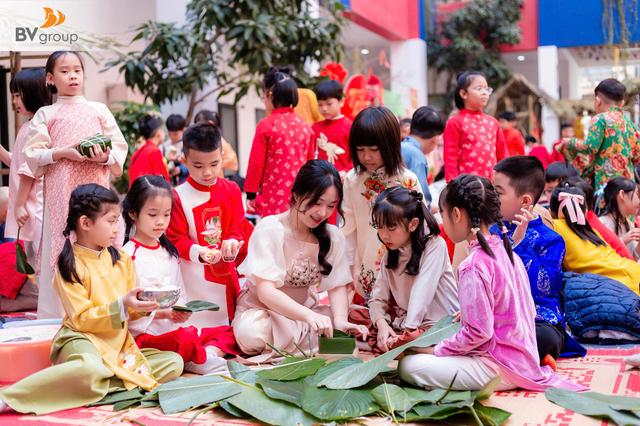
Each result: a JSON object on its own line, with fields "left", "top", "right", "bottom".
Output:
{"left": 244, "top": 107, "right": 314, "bottom": 217}
{"left": 443, "top": 109, "right": 508, "bottom": 182}
{"left": 312, "top": 116, "right": 353, "bottom": 173}
{"left": 503, "top": 127, "right": 525, "bottom": 157}
{"left": 128, "top": 140, "right": 170, "bottom": 187}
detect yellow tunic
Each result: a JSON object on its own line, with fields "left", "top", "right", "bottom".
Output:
{"left": 53, "top": 243, "right": 158, "bottom": 390}
{"left": 554, "top": 219, "right": 640, "bottom": 294}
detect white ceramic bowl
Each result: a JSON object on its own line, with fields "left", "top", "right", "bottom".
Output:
{"left": 138, "top": 287, "right": 181, "bottom": 308}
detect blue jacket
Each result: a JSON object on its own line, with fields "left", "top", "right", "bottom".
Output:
{"left": 400, "top": 136, "right": 431, "bottom": 203}
{"left": 563, "top": 272, "right": 640, "bottom": 342}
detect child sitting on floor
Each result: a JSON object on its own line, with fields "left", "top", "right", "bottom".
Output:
{"left": 492, "top": 156, "right": 586, "bottom": 367}
{"left": 367, "top": 186, "right": 459, "bottom": 352}
{"left": 550, "top": 182, "right": 640, "bottom": 295}
{"left": 399, "top": 174, "right": 583, "bottom": 392}
{"left": 599, "top": 177, "right": 640, "bottom": 260}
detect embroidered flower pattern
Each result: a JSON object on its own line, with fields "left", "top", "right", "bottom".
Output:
{"left": 361, "top": 171, "right": 419, "bottom": 208}
{"left": 285, "top": 254, "right": 320, "bottom": 288}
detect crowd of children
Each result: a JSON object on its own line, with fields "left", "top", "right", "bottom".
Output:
{"left": 2, "top": 51, "right": 640, "bottom": 415}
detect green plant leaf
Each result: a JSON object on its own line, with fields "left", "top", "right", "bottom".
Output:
{"left": 318, "top": 316, "right": 460, "bottom": 389}
{"left": 113, "top": 398, "right": 140, "bottom": 411}
{"left": 158, "top": 375, "right": 242, "bottom": 414}
{"left": 257, "top": 357, "right": 326, "bottom": 381}
{"left": 87, "top": 388, "right": 144, "bottom": 406}
{"left": 332, "top": 329, "right": 351, "bottom": 338}
{"left": 228, "top": 360, "right": 257, "bottom": 385}
{"left": 257, "top": 378, "right": 305, "bottom": 407}
{"left": 219, "top": 400, "right": 249, "bottom": 418}
{"left": 172, "top": 300, "right": 220, "bottom": 312}
{"left": 371, "top": 383, "right": 439, "bottom": 415}
{"left": 319, "top": 336, "right": 356, "bottom": 354}
{"left": 473, "top": 402, "right": 512, "bottom": 426}
{"left": 307, "top": 357, "right": 363, "bottom": 386}
{"left": 545, "top": 389, "right": 640, "bottom": 426}
{"left": 227, "top": 386, "right": 318, "bottom": 426}
{"left": 401, "top": 401, "right": 470, "bottom": 421}
{"left": 15, "top": 230, "right": 34, "bottom": 275}
{"left": 300, "top": 384, "right": 380, "bottom": 421}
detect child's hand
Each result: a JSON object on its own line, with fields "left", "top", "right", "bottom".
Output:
{"left": 199, "top": 247, "right": 221, "bottom": 264}
{"left": 221, "top": 239, "right": 244, "bottom": 262}
{"left": 86, "top": 145, "right": 111, "bottom": 164}
{"left": 246, "top": 198, "right": 256, "bottom": 214}
{"left": 15, "top": 204, "right": 30, "bottom": 227}
{"left": 376, "top": 319, "right": 398, "bottom": 352}
{"left": 334, "top": 318, "right": 369, "bottom": 340}
{"left": 511, "top": 206, "right": 536, "bottom": 246}
{"left": 622, "top": 228, "right": 640, "bottom": 244}
{"left": 155, "top": 308, "right": 191, "bottom": 323}
{"left": 123, "top": 288, "right": 159, "bottom": 312}
{"left": 57, "top": 147, "right": 85, "bottom": 162}
{"left": 304, "top": 311, "right": 333, "bottom": 338}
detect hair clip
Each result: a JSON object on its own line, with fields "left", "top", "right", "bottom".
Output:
{"left": 471, "top": 227, "right": 480, "bottom": 235}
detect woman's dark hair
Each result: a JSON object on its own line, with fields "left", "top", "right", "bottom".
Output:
{"left": 372, "top": 186, "right": 440, "bottom": 275}
{"left": 57, "top": 184, "right": 120, "bottom": 284}
{"left": 193, "top": 109, "right": 221, "bottom": 127}
{"left": 123, "top": 175, "right": 179, "bottom": 258}
{"left": 349, "top": 106, "right": 403, "bottom": 176}
{"left": 549, "top": 182, "right": 606, "bottom": 246}
{"left": 45, "top": 51, "right": 84, "bottom": 94}
{"left": 263, "top": 67, "right": 299, "bottom": 108}
{"left": 9, "top": 68, "right": 52, "bottom": 114}
{"left": 139, "top": 114, "right": 164, "bottom": 139}
{"left": 454, "top": 71, "right": 485, "bottom": 110}
{"left": 602, "top": 177, "right": 637, "bottom": 235}
{"left": 290, "top": 160, "right": 344, "bottom": 275}
{"left": 564, "top": 176, "right": 595, "bottom": 211}
{"left": 166, "top": 114, "right": 186, "bottom": 131}
{"left": 438, "top": 174, "right": 513, "bottom": 263}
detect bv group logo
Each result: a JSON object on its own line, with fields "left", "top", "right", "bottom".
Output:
{"left": 15, "top": 7, "right": 78, "bottom": 44}
{"left": 40, "top": 7, "right": 66, "bottom": 28}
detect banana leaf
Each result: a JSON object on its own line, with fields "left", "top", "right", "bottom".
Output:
{"left": 76, "top": 133, "right": 111, "bottom": 157}
{"left": 228, "top": 360, "right": 257, "bottom": 385}
{"left": 402, "top": 401, "right": 510, "bottom": 425}
{"left": 300, "top": 384, "right": 381, "bottom": 421}
{"left": 158, "top": 375, "right": 242, "bottom": 414}
{"left": 15, "top": 228, "right": 34, "bottom": 275}
{"left": 113, "top": 399, "right": 141, "bottom": 411}
{"left": 87, "top": 388, "right": 144, "bottom": 406}
{"left": 319, "top": 336, "right": 356, "bottom": 354}
{"left": 226, "top": 385, "right": 319, "bottom": 426}
{"left": 545, "top": 388, "right": 640, "bottom": 426}
{"left": 307, "top": 357, "right": 363, "bottom": 386}
{"left": 257, "top": 357, "right": 326, "bottom": 381}
{"left": 172, "top": 300, "right": 219, "bottom": 312}
{"left": 219, "top": 400, "right": 249, "bottom": 418}
{"left": 371, "top": 384, "right": 430, "bottom": 414}
{"left": 474, "top": 403, "right": 512, "bottom": 426}
{"left": 257, "top": 377, "right": 306, "bottom": 406}
{"left": 318, "top": 316, "right": 460, "bottom": 389}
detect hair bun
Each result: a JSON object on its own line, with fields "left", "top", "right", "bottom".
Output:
{"left": 410, "top": 190, "right": 423, "bottom": 201}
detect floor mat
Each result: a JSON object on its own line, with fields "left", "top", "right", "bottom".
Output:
{"left": 1, "top": 347, "right": 638, "bottom": 425}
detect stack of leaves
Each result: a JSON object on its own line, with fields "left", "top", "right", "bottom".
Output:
{"left": 546, "top": 388, "right": 640, "bottom": 426}
{"left": 90, "top": 316, "right": 511, "bottom": 425}
{"left": 172, "top": 300, "right": 220, "bottom": 312}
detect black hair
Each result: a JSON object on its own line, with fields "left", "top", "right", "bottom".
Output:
{"left": 525, "top": 135, "right": 537, "bottom": 145}
{"left": 263, "top": 67, "right": 298, "bottom": 108}
{"left": 438, "top": 174, "right": 513, "bottom": 263}
{"left": 560, "top": 123, "right": 573, "bottom": 132}
{"left": 122, "top": 175, "right": 179, "bottom": 258}
{"left": 545, "top": 161, "right": 578, "bottom": 183}
{"left": 166, "top": 114, "right": 186, "bottom": 131}
{"left": 9, "top": 68, "right": 52, "bottom": 114}
{"left": 498, "top": 111, "right": 517, "bottom": 121}
{"left": 57, "top": 184, "right": 120, "bottom": 284}
{"left": 182, "top": 122, "right": 221, "bottom": 154}
{"left": 494, "top": 156, "right": 545, "bottom": 204}
{"left": 349, "top": 106, "right": 403, "bottom": 176}
{"left": 139, "top": 114, "right": 164, "bottom": 139}
{"left": 550, "top": 182, "right": 605, "bottom": 246}
{"left": 602, "top": 177, "right": 637, "bottom": 235}
{"left": 315, "top": 79, "right": 343, "bottom": 101}
{"left": 410, "top": 106, "right": 446, "bottom": 139}
{"left": 564, "top": 176, "right": 596, "bottom": 211}
{"left": 193, "top": 109, "right": 220, "bottom": 128}
{"left": 290, "top": 160, "right": 344, "bottom": 275}
{"left": 400, "top": 118, "right": 412, "bottom": 127}
{"left": 45, "top": 51, "right": 84, "bottom": 94}
{"left": 372, "top": 186, "right": 440, "bottom": 275}
{"left": 454, "top": 71, "right": 486, "bottom": 110}
{"left": 594, "top": 78, "right": 626, "bottom": 103}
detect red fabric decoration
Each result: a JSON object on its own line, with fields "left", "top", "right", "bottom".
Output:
{"left": 319, "top": 62, "right": 348, "bottom": 84}
{"left": 0, "top": 241, "right": 28, "bottom": 299}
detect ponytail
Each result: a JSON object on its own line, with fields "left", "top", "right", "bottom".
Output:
{"left": 58, "top": 228, "right": 81, "bottom": 283}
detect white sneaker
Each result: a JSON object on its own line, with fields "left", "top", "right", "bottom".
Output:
{"left": 624, "top": 353, "right": 640, "bottom": 368}
{"left": 184, "top": 347, "right": 230, "bottom": 375}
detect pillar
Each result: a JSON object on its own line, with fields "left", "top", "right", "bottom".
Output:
{"left": 537, "top": 45, "right": 560, "bottom": 149}
{"left": 390, "top": 38, "right": 428, "bottom": 115}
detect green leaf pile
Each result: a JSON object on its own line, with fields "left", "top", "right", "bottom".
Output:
{"left": 91, "top": 316, "right": 510, "bottom": 425}
{"left": 546, "top": 388, "right": 640, "bottom": 426}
